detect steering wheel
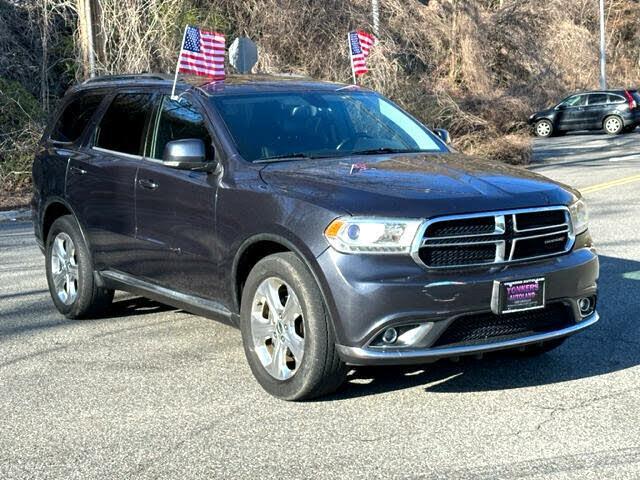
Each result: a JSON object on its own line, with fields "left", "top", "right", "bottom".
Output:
{"left": 336, "top": 133, "right": 373, "bottom": 151}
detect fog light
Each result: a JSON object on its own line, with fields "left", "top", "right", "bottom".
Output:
{"left": 578, "top": 297, "right": 593, "bottom": 316}
{"left": 382, "top": 327, "right": 398, "bottom": 345}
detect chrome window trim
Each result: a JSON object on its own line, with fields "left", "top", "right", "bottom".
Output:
{"left": 410, "top": 206, "right": 574, "bottom": 269}
{"left": 92, "top": 146, "right": 144, "bottom": 161}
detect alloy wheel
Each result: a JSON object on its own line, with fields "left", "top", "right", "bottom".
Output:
{"left": 250, "top": 277, "right": 305, "bottom": 381}
{"left": 50, "top": 232, "right": 79, "bottom": 305}
{"left": 605, "top": 117, "right": 621, "bottom": 134}
{"left": 536, "top": 121, "right": 552, "bottom": 137}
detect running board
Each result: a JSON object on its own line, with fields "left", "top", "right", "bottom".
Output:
{"left": 100, "top": 270, "right": 235, "bottom": 323}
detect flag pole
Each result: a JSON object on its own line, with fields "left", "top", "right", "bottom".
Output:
{"left": 348, "top": 32, "right": 357, "bottom": 85}
{"left": 171, "top": 26, "right": 188, "bottom": 100}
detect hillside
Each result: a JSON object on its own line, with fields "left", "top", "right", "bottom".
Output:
{"left": 2, "top": 0, "right": 640, "bottom": 205}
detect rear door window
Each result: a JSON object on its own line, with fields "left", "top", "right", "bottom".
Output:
{"left": 148, "top": 96, "right": 213, "bottom": 160}
{"left": 588, "top": 94, "right": 608, "bottom": 106}
{"left": 94, "top": 93, "right": 154, "bottom": 156}
{"left": 50, "top": 93, "right": 104, "bottom": 143}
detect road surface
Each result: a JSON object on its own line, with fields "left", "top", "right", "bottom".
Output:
{"left": 1, "top": 131, "right": 640, "bottom": 479}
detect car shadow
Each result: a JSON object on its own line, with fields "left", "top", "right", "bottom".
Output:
{"left": 324, "top": 254, "right": 640, "bottom": 401}
{"left": 91, "top": 296, "right": 177, "bottom": 319}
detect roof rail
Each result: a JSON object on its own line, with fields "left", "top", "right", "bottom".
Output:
{"left": 83, "top": 73, "right": 172, "bottom": 84}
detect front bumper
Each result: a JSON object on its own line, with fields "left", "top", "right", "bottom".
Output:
{"left": 337, "top": 311, "right": 599, "bottom": 365}
{"left": 315, "top": 234, "right": 599, "bottom": 366}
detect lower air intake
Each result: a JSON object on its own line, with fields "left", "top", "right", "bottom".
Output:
{"left": 432, "top": 303, "right": 574, "bottom": 348}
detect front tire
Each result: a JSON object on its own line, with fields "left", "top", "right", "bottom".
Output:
{"left": 45, "top": 215, "right": 114, "bottom": 319}
{"left": 534, "top": 119, "right": 553, "bottom": 137}
{"left": 603, "top": 115, "right": 623, "bottom": 135}
{"left": 240, "top": 252, "right": 346, "bottom": 400}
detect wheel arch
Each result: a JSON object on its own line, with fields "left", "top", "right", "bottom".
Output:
{"left": 42, "top": 197, "right": 91, "bottom": 252}
{"left": 232, "top": 232, "right": 336, "bottom": 332}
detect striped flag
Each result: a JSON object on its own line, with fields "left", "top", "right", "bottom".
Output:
{"left": 348, "top": 30, "right": 375, "bottom": 78}
{"left": 178, "top": 25, "right": 225, "bottom": 79}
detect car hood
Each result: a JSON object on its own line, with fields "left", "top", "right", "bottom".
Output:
{"left": 258, "top": 153, "right": 578, "bottom": 218}
{"left": 532, "top": 107, "right": 555, "bottom": 119}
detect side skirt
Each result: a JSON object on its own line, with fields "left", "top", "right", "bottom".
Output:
{"left": 100, "top": 270, "right": 239, "bottom": 326}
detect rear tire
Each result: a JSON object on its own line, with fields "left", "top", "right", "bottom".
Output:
{"left": 45, "top": 215, "right": 114, "bottom": 319}
{"left": 534, "top": 119, "right": 553, "bottom": 137}
{"left": 240, "top": 252, "right": 346, "bottom": 401}
{"left": 603, "top": 115, "right": 623, "bottom": 135}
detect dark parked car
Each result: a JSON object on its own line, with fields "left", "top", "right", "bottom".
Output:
{"left": 32, "top": 74, "right": 599, "bottom": 400}
{"left": 529, "top": 89, "right": 640, "bottom": 137}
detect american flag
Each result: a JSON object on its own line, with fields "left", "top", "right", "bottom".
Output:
{"left": 178, "top": 25, "right": 225, "bottom": 80}
{"left": 349, "top": 30, "right": 375, "bottom": 77}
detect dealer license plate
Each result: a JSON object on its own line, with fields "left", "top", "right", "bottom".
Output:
{"left": 492, "top": 278, "right": 546, "bottom": 314}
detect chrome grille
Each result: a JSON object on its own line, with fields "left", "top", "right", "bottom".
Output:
{"left": 412, "top": 207, "right": 573, "bottom": 269}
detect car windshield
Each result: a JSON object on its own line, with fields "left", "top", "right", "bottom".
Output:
{"left": 209, "top": 90, "right": 447, "bottom": 162}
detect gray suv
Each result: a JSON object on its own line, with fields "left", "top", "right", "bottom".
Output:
{"left": 32, "top": 74, "right": 599, "bottom": 400}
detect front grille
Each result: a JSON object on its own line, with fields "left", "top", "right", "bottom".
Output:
{"left": 515, "top": 210, "right": 567, "bottom": 231}
{"left": 415, "top": 207, "right": 572, "bottom": 268}
{"left": 420, "top": 244, "right": 496, "bottom": 267}
{"left": 432, "top": 303, "right": 574, "bottom": 348}
{"left": 425, "top": 217, "right": 496, "bottom": 238}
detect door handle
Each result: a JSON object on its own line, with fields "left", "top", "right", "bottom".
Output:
{"left": 69, "top": 166, "right": 87, "bottom": 175}
{"left": 138, "top": 179, "right": 159, "bottom": 191}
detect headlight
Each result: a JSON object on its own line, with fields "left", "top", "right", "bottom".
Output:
{"left": 324, "top": 217, "right": 423, "bottom": 254}
{"left": 569, "top": 199, "right": 589, "bottom": 234}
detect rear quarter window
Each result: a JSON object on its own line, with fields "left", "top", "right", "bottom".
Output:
{"left": 94, "top": 93, "right": 154, "bottom": 156}
{"left": 588, "top": 94, "right": 608, "bottom": 105}
{"left": 50, "top": 93, "right": 104, "bottom": 143}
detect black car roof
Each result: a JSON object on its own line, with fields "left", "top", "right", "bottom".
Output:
{"left": 68, "top": 73, "right": 361, "bottom": 96}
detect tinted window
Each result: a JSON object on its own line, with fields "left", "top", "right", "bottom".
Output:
{"left": 561, "top": 95, "right": 587, "bottom": 107}
{"left": 95, "top": 93, "right": 154, "bottom": 155}
{"left": 50, "top": 94, "right": 104, "bottom": 143}
{"left": 150, "top": 97, "right": 212, "bottom": 160}
{"left": 211, "top": 92, "right": 446, "bottom": 162}
{"left": 608, "top": 94, "right": 625, "bottom": 104}
{"left": 588, "top": 94, "right": 608, "bottom": 105}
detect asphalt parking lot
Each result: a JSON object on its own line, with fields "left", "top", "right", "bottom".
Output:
{"left": 1, "top": 131, "right": 640, "bottom": 479}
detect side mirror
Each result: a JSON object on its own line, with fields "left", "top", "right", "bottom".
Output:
{"left": 434, "top": 128, "right": 452, "bottom": 145}
{"left": 555, "top": 104, "right": 566, "bottom": 111}
{"left": 163, "top": 139, "right": 215, "bottom": 171}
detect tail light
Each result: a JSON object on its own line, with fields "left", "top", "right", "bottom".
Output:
{"left": 624, "top": 90, "right": 637, "bottom": 110}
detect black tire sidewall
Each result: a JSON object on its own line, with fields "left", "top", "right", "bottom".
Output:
{"left": 45, "top": 215, "right": 101, "bottom": 318}
{"left": 240, "top": 252, "right": 339, "bottom": 400}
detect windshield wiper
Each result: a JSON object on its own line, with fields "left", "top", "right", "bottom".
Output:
{"left": 349, "top": 148, "right": 425, "bottom": 156}
{"left": 254, "top": 153, "right": 313, "bottom": 163}
{"left": 255, "top": 152, "right": 340, "bottom": 163}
